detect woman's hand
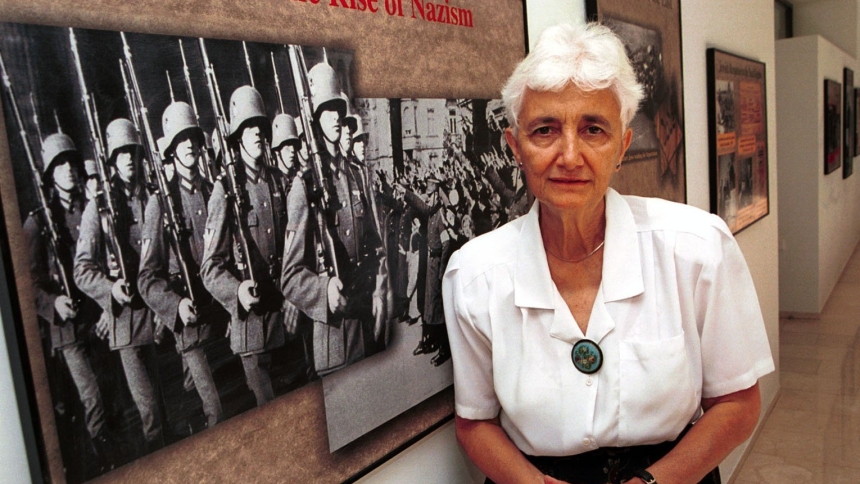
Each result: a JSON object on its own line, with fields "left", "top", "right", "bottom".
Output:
{"left": 544, "top": 476, "right": 572, "bottom": 484}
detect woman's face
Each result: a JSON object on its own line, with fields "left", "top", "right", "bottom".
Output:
{"left": 505, "top": 85, "right": 632, "bottom": 216}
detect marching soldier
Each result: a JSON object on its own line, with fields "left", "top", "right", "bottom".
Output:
{"left": 201, "top": 86, "right": 292, "bottom": 407}
{"left": 281, "top": 63, "right": 388, "bottom": 376}
{"left": 23, "top": 133, "right": 115, "bottom": 463}
{"left": 138, "top": 101, "right": 224, "bottom": 428}
{"left": 74, "top": 118, "right": 163, "bottom": 451}
{"left": 271, "top": 113, "right": 300, "bottom": 179}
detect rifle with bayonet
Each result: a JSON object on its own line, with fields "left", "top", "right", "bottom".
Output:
{"left": 118, "top": 57, "right": 156, "bottom": 191}
{"left": 0, "top": 49, "right": 77, "bottom": 313}
{"left": 120, "top": 32, "right": 199, "bottom": 306}
{"left": 198, "top": 37, "right": 258, "bottom": 297}
{"left": 179, "top": 39, "right": 217, "bottom": 182}
{"left": 286, "top": 44, "right": 339, "bottom": 278}
{"left": 69, "top": 28, "right": 131, "bottom": 292}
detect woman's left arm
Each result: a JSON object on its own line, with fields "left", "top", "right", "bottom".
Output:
{"left": 630, "top": 382, "right": 761, "bottom": 484}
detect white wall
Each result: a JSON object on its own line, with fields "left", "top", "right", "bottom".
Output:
{"left": 776, "top": 35, "right": 860, "bottom": 314}
{"left": 679, "top": 0, "right": 781, "bottom": 478}
{"left": 0, "top": 313, "right": 34, "bottom": 484}
{"left": 776, "top": 37, "right": 823, "bottom": 314}
{"left": 794, "top": 0, "right": 858, "bottom": 58}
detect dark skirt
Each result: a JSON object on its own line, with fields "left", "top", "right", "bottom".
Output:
{"left": 485, "top": 428, "right": 721, "bottom": 484}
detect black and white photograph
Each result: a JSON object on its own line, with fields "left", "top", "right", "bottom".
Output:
{"left": 0, "top": 21, "right": 360, "bottom": 483}
{"left": 321, "top": 96, "right": 529, "bottom": 450}
{"left": 0, "top": 19, "right": 532, "bottom": 483}
{"left": 716, "top": 80, "right": 736, "bottom": 134}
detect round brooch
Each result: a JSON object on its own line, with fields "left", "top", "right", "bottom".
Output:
{"left": 571, "top": 339, "right": 603, "bottom": 374}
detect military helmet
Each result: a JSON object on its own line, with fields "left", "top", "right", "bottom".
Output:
{"left": 41, "top": 133, "right": 81, "bottom": 181}
{"left": 162, "top": 101, "right": 203, "bottom": 157}
{"left": 308, "top": 63, "right": 346, "bottom": 120}
{"left": 105, "top": 118, "right": 142, "bottom": 163}
{"left": 271, "top": 114, "right": 300, "bottom": 151}
{"left": 228, "top": 85, "right": 271, "bottom": 140}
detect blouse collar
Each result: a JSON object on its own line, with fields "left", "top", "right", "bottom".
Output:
{"left": 514, "top": 188, "right": 644, "bottom": 310}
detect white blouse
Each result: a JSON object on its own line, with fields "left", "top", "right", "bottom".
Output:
{"left": 443, "top": 188, "right": 774, "bottom": 457}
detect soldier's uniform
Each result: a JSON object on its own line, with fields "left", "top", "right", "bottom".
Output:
{"left": 24, "top": 133, "right": 108, "bottom": 451}
{"left": 201, "top": 86, "right": 289, "bottom": 406}
{"left": 138, "top": 102, "right": 224, "bottom": 428}
{"left": 74, "top": 119, "right": 162, "bottom": 445}
{"left": 281, "top": 63, "right": 387, "bottom": 376}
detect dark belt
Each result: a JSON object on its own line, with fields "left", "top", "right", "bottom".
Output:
{"left": 486, "top": 426, "right": 721, "bottom": 484}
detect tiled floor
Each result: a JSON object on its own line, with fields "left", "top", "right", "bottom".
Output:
{"left": 733, "top": 249, "right": 860, "bottom": 483}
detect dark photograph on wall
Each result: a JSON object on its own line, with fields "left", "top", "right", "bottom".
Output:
{"left": 855, "top": 88, "right": 860, "bottom": 157}
{"left": 706, "top": 49, "right": 769, "bottom": 234}
{"left": 0, "top": 19, "right": 529, "bottom": 483}
{"left": 825, "top": 78, "right": 842, "bottom": 175}
{"left": 843, "top": 68, "right": 854, "bottom": 178}
{"left": 585, "top": 0, "right": 686, "bottom": 204}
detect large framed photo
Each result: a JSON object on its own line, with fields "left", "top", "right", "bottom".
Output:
{"left": 844, "top": 68, "right": 854, "bottom": 178}
{"left": 825, "top": 78, "right": 842, "bottom": 175}
{"left": 706, "top": 49, "right": 769, "bottom": 234}
{"left": 585, "top": 0, "right": 686, "bottom": 204}
{"left": 0, "top": 1, "right": 526, "bottom": 481}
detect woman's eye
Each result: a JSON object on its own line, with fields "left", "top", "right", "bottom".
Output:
{"left": 585, "top": 125, "right": 605, "bottom": 135}
{"left": 533, "top": 126, "right": 552, "bottom": 135}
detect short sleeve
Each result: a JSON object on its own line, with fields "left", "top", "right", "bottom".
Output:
{"left": 693, "top": 226, "right": 775, "bottom": 398}
{"left": 443, "top": 251, "right": 501, "bottom": 420}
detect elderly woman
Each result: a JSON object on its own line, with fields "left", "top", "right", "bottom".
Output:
{"left": 442, "top": 23, "right": 774, "bottom": 484}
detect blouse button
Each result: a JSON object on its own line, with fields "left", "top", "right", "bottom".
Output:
{"left": 586, "top": 377, "right": 593, "bottom": 386}
{"left": 582, "top": 437, "right": 592, "bottom": 446}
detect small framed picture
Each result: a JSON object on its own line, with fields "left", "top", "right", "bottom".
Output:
{"left": 824, "top": 78, "right": 843, "bottom": 175}
{"left": 706, "top": 48, "right": 769, "bottom": 234}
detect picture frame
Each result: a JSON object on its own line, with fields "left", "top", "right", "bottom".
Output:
{"left": 0, "top": 0, "right": 526, "bottom": 481}
{"left": 585, "top": 0, "right": 687, "bottom": 204}
{"left": 854, "top": 87, "right": 860, "bottom": 157}
{"left": 824, "top": 78, "right": 842, "bottom": 175}
{"left": 706, "top": 48, "right": 769, "bottom": 234}
{"left": 844, "top": 68, "right": 854, "bottom": 178}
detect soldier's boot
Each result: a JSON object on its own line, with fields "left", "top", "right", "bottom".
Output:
{"left": 413, "top": 323, "right": 442, "bottom": 356}
{"left": 91, "top": 431, "right": 119, "bottom": 472}
{"left": 431, "top": 329, "right": 451, "bottom": 367}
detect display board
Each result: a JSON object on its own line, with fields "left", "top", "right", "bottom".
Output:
{"left": 0, "top": 1, "right": 526, "bottom": 482}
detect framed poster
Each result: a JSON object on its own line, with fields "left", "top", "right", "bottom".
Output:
{"left": 585, "top": 0, "right": 686, "bottom": 204}
{"left": 706, "top": 49, "right": 769, "bottom": 234}
{"left": 0, "top": 0, "right": 526, "bottom": 482}
{"left": 855, "top": 88, "right": 860, "bottom": 157}
{"left": 824, "top": 78, "right": 842, "bottom": 175}
{"left": 843, "top": 68, "right": 854, "bottom": 178}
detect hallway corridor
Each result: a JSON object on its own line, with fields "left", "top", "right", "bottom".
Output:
{"left": 734, "top": 247, "right": 860, "bottom": 483}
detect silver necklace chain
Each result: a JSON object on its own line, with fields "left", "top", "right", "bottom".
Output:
{"left": 545, "top": 239, "right": 605, "bottom": 263}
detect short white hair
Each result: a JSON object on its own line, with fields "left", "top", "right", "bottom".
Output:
{"left": 501, "top": 22, "right": 644, "bottom": 133}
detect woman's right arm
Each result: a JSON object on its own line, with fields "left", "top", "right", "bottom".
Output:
{"left": 444, "top": 252, "right": 568, "bottom": 484}
{"left": 455, "top": 415, "right": 552, "bottom": 484}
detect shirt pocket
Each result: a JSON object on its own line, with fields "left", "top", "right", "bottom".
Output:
{"left": 618, "top": 332, "right": 698, "bottom": 444}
